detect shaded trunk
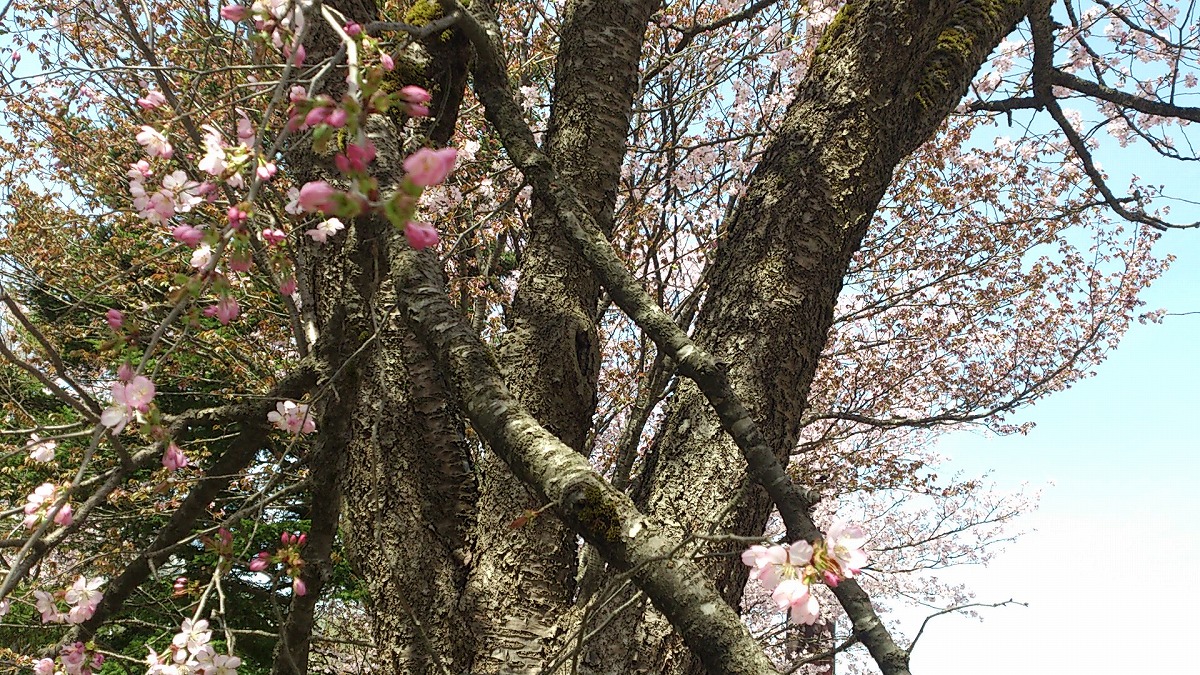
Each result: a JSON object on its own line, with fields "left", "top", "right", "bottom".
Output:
{"left": 286, "top": 2, "right": 479, "bottom": 671}
{"left": 462, "top": 1, "right": 662, "bottom": 671}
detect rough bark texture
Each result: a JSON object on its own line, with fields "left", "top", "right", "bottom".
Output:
{"left": 463, "top": 1, "right": 662, "bottom": 671}
{"left": 392, "top": 246, "right": 784, "bottom": 675}
{"left": 622, "top": 0, "right": 1028, "bottom": 672}
{"left": 285, "top": 2, "right": 479, "bottom": 672}
{"left": 288, "top": 0, "right": 1025, "bottom": 672}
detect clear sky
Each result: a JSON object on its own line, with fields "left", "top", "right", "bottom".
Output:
{"left": 894, "top": 137, "right": 1200, "bottom": 672}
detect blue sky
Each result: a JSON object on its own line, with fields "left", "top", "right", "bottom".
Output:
{"left": 897, "top": 137, "right": 1200, "bottom": 672}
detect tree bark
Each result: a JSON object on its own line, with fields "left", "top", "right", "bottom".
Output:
{"left": 625, "top": 0, "right": 1028, "bottom": 671}
{"left": 463, "top": 1, "right": 663, "bottom": 671}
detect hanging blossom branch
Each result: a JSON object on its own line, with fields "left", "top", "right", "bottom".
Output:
{"left": 434, "top": 2, "right": 911, "bottom": 673}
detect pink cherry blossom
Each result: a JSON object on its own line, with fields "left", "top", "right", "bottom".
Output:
{"left": 261, "top": 227, "right": 287, "bottom": 246}
{"left": 173, "top": 617, "right": 212, "bottom": 654}
{"left": 268, "top": 400, "right": 316, "bottom": 435}
{"left": 284, "top": 186, "right": 303, "bottom": 215}
{"left": 101, "top": 376, "right": 156, "bottom": 434}
{"left": 403, "top": 147, "right": 457, "bottom": 186}
{"left": 236, "top": 115, "right": 255, "bottom": 143}
{"left": 65, "top": 576, "right": 103, "bottom": 623}
{"left": 741, "top": 540, "right": 813, "bottom": 590}
{"left": 204, "top": 296, "right": 241, "bottom": 325}
{"left": 60, "top": 642, "right": 87, "bottom": 672}
{"left": 306, "top": 217, "right": 345, "bottom": 244}
{"left": 172, "top": 224, "right": 205, "bottom": 247}
{"left": 163, "top": 442, "right": 189, "bottom": 470}
{"left": 326, "top": 107, "right": 348, "bottom": 128}
{"left": 136, "top": 126, "right": 173, "bottom": 158}
{"left": 772, "top": 578, "right": 820, "bottom": 625}
{"left": 27, "top": 434, "right": 57, "bottom": 463}
{"left": 33, "top": 658, "right": 54, "bottom": 675}
{"left": 137, "top": 90, "right": 167, "bottom": 110}
{"left": 297, "top": 181, "right": 337, "bottom": 213}
{"left": 54, "top": 502, "right": 73, "bottom": 527}
{"left": 220, "top": 4, "right": 247, "bottom": 21}
{"left": 191, "top": 243, "right": 214, "bottom": 270}
{"left": 249, "top": 551, "right": 271, "bottom": 572}
{"left": 404, "top": 221, "right": 440, "bottom": 250}
{"left": 304, "top": 106, "right": 330, "bottom": 127}
{"left": 34, "top": 590, "right": 62, "bottom": 623}
{"left": 127, "top": 160, "right": 152, "bottom": 179}
{"left": 825, "top": 519, "right": 868, "bottom": 578}
{"left": 399, "top": 85, "right": 431, "bottom": 116}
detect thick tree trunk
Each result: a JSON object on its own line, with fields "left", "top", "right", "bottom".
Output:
{"left": 463, "top": 1, "right": 662, "bottom": 671}
{"left": 610, "top": 0, "right": 1028, "bottom": 671}
{"left": 286, "top": 2, "right": 480, "bottom": 672}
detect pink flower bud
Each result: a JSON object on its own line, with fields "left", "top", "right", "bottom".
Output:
{"left": 326, "top": 107, "right": 348, "bottom": 128}
{"left": 136, "top": 90, "right": 167, "bottom": 110}
{"left": 203, "top": 296, "right": 240, "bottom": 325}
{"left": 292, "top": 577, "right": 307, "bottom": 596}
{"left": 54, "top": 502, "right": 73, "bottom": 527}
{"left": 171, "top": 224, "right": 205, "bottom": 247}
{"left": 290, "top": 43, "right": 306, "bottom": 66}
{"left": 823, "top": 570, "right": 840, "bottom": 587}
{"left": 298, "top": 181, "right": 337, "bottom": 213}
{"left": 257, "top": 162, "right": 278, "bottom": 181}
{"left": 404, "top": 221, "right": 440, "bottom": 251}
{"left": 249, "top": 551, "right": 270, "bottom": 572}
{"left": 219, "top": 5, "right": 247, "bottom": 21}
{"left": 279, "top": 277, "right": 298, "bottom": 295}
{"left": 344, "top": 22, "right": 362, "bottom": 36}
{"left": 403, "top": 147, "right": 457, "bottom": 187}
{"left": 261, "top": 228, "right": 287, "bottom": 246}
{"left": 227, "top": 205, "right": 249, "bottom": 228}
{"left": 399, "top": 85, "right": 432, "bottom": 104}
{"left": 106, "top": 308, "right": 125, "bottom": 330}
{"left": 380, "top": 53, "right": 395, "bottom": 71}
{"left": 117, "top": 362, "right": 135, "bottom": 383}
{"left": 162, "top": 442, "right": 189, "bottom": 470}
{"left": 304, "top": 106, "right": 330, "bottom": 128}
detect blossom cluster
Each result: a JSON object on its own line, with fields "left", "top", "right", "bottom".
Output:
{"left": 248, "top": 531, "right": 308, "bottom": 596}
{"left": 32, "top": 641, "right": 104, "bottom": 675}
{"left": 32, "top": 576, "right": 103, "bottom": 624}
{"left": 23, "top": 483, "right": 73, "bottom": 529}
{"left": 267, "top": 400, "right": 316, "bottom": 435}
{"left": 145, "top": 618, "right": 242, "bottom": 675}
{"left": 741, "top": 520, "right": 868, "bottom": 625}
{"left": 26, "top": 433, "right": 57, "bottom": 462}
{"left": 100, "top": 371, "right": 156, "bottom": 435}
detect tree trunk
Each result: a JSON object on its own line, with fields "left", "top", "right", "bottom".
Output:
{"left": 463, "top": 1, "right": 663, "bottom": 671}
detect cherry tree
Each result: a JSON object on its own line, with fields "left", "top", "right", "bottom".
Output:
{"left": 0, "top": 0, "right": 1194, "bottom": 674}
